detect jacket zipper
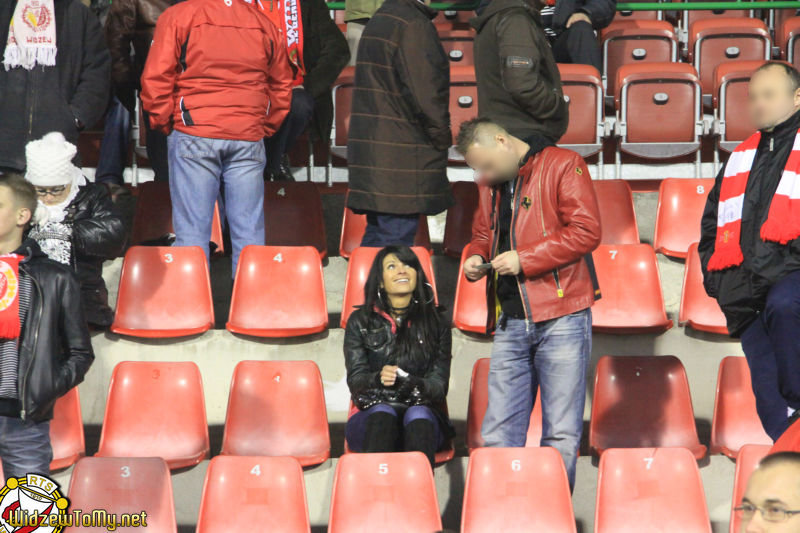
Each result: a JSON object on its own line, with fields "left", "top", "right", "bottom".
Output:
{"left": 509, "top": 173, "right": 533, "bottom": 330}
{"left": 536, "top": 153, "right": 564, "bottom": 298}
{"left": 27, "top": 69, "right": 36, "bottom": 136}
{"left": 19, "top": 265, "right": 43, "bottom": 421}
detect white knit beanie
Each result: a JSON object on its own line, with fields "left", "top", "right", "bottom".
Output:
{"left": 24, "top": 132, "right": 80, "bottom": 187}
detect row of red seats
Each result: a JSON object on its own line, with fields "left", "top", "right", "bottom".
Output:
{"left": 39, "top": 355, "right": 768, "bottom": 479}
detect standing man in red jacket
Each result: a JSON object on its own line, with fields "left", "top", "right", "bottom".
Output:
{"left": 140, "top": 0, "right": 292, "bottom": 275}
{"left": 457, "top": 117, "right": 601, "bottom": 491}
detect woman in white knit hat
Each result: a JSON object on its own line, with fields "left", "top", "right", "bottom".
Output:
{"left": 24, "top": 132, "right": 126, "bottom": 328}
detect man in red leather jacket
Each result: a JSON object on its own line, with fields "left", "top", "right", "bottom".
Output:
{"left": 457, "top": 117, "right": 601, "bottom": 491}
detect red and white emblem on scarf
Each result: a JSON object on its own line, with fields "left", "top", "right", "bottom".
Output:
{"left": 21, "top": 1, "right": 51, "bottom": 33}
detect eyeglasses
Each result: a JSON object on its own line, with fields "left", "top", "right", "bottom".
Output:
{"left": 734, "top": 502, "right": 800, "bottom": 523}
{"left": 34, "top": 185, "right": 67, "bottom": 197}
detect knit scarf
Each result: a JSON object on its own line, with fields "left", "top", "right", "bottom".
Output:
{"left": 3, "top": 0, "right": 57, "bottom": 71}
{"left": 707, "top": 129, "right": 800, "bottom": 271}
{"left": 257, "top": 0, "right": 305, "bottom": 85}
{"left": 0, "top": 255, "right": 23, "bottom": 339}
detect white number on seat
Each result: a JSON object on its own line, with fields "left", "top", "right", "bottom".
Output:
{"left": 609, "top": 249, "right": 618, "bottom": 260}
{"left": 164, "top": 253, "right": 173, "bottom": 263}
{"left": 696, "top": 185, "right": 705, "bottom": 194}
{"left": 511, "top": 459, "right": 521, "bottom": 471}
{"left": 643, "top": 457, "right": 654, "bottom": 470}
{"left": 277, "top": 187, "right": 286, "bottom": 197}
{"left": 251, "top": 464, "right": 261, "bottom": 476}
{"left": 378, "top": 463, "right": 388, "bottom": 475}
{"left": 120, "top": 466, "right": 131, "bottom": 478}
{"left": 273, "top": 253, "right": 283, "bottom": 263}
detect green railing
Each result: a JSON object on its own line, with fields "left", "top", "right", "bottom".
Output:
{"left": 326, "top": 0, "right": 800, "bottom": 11}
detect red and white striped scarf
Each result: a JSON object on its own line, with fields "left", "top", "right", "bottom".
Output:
{"left": 707, "top": 129, "right": 800, "bottom": 271}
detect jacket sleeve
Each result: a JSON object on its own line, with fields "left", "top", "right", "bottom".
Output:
{"left": 69, "top": 4, "right": 112, "bottom": 130}
{"left": 140, "top": 6, "right": 181, "bottom": 134}
{"left": 415, "top": 320, "right": 451, "bottom": 404}
{"left": 72, "top": 187, "right": 127, "bottom": 260}
{"left": 264, "top": 28, "right": 294, "bottom": 137}
{"left": 56, "top": 270, "right": 95, "bottom": 396}
{"left": 517, "top": 153, "right": 602, "bottom": 277}
{"left": 467, "top": 185, "right": 493, "bottom": 266}
{"left": 104, "top": 0, "right": 137, "bottom": 91}
{"left": 496, "top": 11, "right": 563, "bottom": 123}
{"left": 343, "top": 313, "right": 381, "bottom": 395}
{"left": 397, "top": 20, "right": 452, "bottom": 152}
{"left": 302, "top": 0, "right": 350, "bottom": 99}
{"left": 699, "top": 165, "right": 725, "bottom": 298}
{"left": 578, "top": 0, "right": 616, "bottom": 30}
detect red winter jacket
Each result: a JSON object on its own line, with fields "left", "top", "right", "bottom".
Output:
{"left": 140, "top": 0, "right": 293, "bottom": 141}
{"left": 467, "top": 146, "right": 602, "bottom": 328}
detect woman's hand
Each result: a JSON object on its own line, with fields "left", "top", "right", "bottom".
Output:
{"left": 380, "top": 365, "right": 398, "bottom": 387}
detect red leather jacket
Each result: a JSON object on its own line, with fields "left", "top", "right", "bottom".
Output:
{"left": 467, "top": 146, "right": 602, "bottom": 328}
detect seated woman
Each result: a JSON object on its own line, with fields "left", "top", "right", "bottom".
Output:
{"left": 23, "top": 132, "right": 126, "bottom": 328}
{"left": 344, "top": 245, "right": 454, "bottom": 467}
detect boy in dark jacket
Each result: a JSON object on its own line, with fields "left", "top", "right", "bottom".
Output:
{"left": 0, "top": 173, "right": 94, "bottom": 479}
{"left": 24, "top": 133, "right": 126, "bottom": 328}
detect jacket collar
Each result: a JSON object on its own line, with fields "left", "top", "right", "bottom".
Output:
{"left": 15, "top": 238, "right": 46, "bottom": 265}
{"left": 471, "top": 0, "right": 540, "bottom": 32}
{"left": 515, "top": 133, "right": 555, "bottom": 183}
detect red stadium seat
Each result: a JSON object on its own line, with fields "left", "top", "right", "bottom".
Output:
{"left": 443, "top": 181, "right": 479, "bottom": 258}
{"left": 433, "top": 8, "right": 473, "bottom": 29}
{"left": 196, "top": 456, "right": 310, "bottom": 533}
{"left": 593, "top": 179, "right": 639, "bottom": 245}
{"left": 221, "top": 360, "right": 330, "bottom": 466}
{"left": 679, "top": 243, "right": 728, "bottom": 334}
{"left": 264, "top": 182, "right": 327, "bottom": 259}
{"left": 466, "top": 358, "right": 542, "bottom": 451}
{"left": 683, "top": 4, "right": 752, "bottom": 40}
{"left": 96, "top": 361, "right": 210, "bottom": 469}
{"left": 66, "top": 457, "right": 176, "bottom": 532}
{"left": 227, "top": 246, "right": 328, "bottom": 337}
{"left": 711, "top": 357, "right": 773, "bottom": 458}
{"left": 340, "top": 246, "right": 437, "bottom": 328}
{"left": 781, "top": 17, "right": 800, "bottom": 67}
{"left": 601, "top": 21, "right": 678, "bottom": 100}
{"left": 615, "top": 62, "right": 704, "bottom": 162}
{"left": 338, "top": 202, "right": 432, "bottom": 259}
{"left": 713, "top": 60, "right": 767, "bottom": 153}
{"left": 328, "top": 452, "right": 442, "bottom": 533}
{"left": 654, "top": 178, "right": 715, "bottom": 258}
{"left": 590, "top": 356, "right": 707, "bottom": 458}
{"left": 440, "top": 29, "right": 475, "bottom": 65}
{"left": 688, "top": 18, "right": 771, "bottom": 97}
{"left": 591, "top": 244, "right": 672, "bottom": 333}
{"left": 330, "top": 66, "right": 355, "bottom": 162}
{"left": 50, "top": 387, "right": 85, "bottom": 471}
{"left": 613, "top": 1, "right": 661, "bottom": 22}
{"left": 453, "top": 248, "right": 489, "bottom": 334}
{"left": 595, "top": 448, "right": 711, "bottom": 533}
{"left": 130, "top": 181, "right": 224, "bottom": 253}
{"left": 111, "top": 246, "right": 214, "bottom": 338}
{"left": 462, "top": 447, "right": 576, "bottom": 533}
{"left": 729, "top": 445, "right": 772, "bottom": 533}
{"left": 450, "top": 65, "right": 479, "bottom": 158}
{"left": 557, "top": 64, "right": 605, "bottom": 158}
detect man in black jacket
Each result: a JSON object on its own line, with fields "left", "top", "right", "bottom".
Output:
{"left": 0, "top": 0, "right": 111, "bottom": 172}
{"left": 700, "top": 62, "right": 800, "bottom": 442}
{"left": 0, "top": 173, "right": 94, "bottom": 479}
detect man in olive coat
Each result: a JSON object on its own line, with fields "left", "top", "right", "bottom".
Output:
{"left": 346, "top": 0, "right": 454, "bottom": 247}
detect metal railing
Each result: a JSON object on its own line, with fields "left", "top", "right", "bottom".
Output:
{"left": 325, "top": 0, "right": 800, "bottom": 10}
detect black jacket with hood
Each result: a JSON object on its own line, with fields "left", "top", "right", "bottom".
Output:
{"left": 0, "top": 239, "right": 94, "bottom": 422}
{"left": 700, "top": 109, "right": 800, "bottom": 337}
{"left": 471, "top": 0, "right": 568, "bottom": 142}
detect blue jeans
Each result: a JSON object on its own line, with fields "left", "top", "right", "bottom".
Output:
{"left": 167, "top": 130, "right": 266, "bottom": 275}
{"left": 361, "top": 212, "right": 419, "bottom": 247}
{"left": 95, "top": 96, "right": 131, "bottom": 185}
{"left": 481, "top": 309, "right": 591, "bottom": 490}
{"left": 741, "top": 270, "right": 800, "bottom": 441}
{"left": 0, "top": 416, "right": 52, "bottom": 479}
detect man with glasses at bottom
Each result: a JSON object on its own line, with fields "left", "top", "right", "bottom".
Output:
{"left": 736, "top": 452, "right": 800, "bottom": 532}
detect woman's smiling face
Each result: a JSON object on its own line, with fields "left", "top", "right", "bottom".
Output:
{"left": 381, "top": 253, "right": 417, "bottom": 297}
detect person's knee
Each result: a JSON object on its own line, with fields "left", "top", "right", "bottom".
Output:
{"left": 765, "top": 279, "right": 800, "bottom": 320}
{"left": 403, "top": 405, "right": 436, "bottom": 426}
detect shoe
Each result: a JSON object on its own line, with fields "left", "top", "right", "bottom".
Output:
{"left": 273, "top": 163, "right": 295, "bottom": 182}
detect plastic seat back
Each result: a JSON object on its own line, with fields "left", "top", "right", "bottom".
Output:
{"left": 654, "top": 178, "right": 715, "bottom": 258}
{"left": 462, "top": 447, "right": 576, "bottom": 533}
{"left": 679, "top": 243, "right": 728, "bottom": 334}
{"left": 714, "top": 60, "right": 767, "bottom": 150}
{"left": 558, "top": 63, "right": 604, "bottom": 156}
{"left": 227, "top": 246, "right": 328, "bottom": 337}
{"left": 729, "top": 444, "right": 773, "bottom": 533}
{"left": 96, "top": 361, "right": 210, "bottom": 469}
{"left": 332, "top": 67, "right": 355, "bottom": 152}
{"left": 443, "top": 181, "right": 479, "bottom": 258}
{"left": 328, "top": 452, "right": 442, "bottom": 533}
{"left": 264, "top": 182, "right": 327, "bottom": 259}
{"left": 593, "top": 180, "right": 639, "bottom": 245}
{"left": 338, "top": 203, "right": 432, "bottom": 259}
{"left": 50, "top": 387, "right": 85, "bottom": 471}
{"left": 221, "top": 360, "right": 330, "bottom": 466}
{"left": 450, "top": 66, "right": 479, "bottom": 148}
{"left": 111, "top": 246, "right": 214, "bottom": 338}
{"left": 596, "top": 448, "right": 711, "bottom": 533}
{"left": 590, "top": 355, "right": 706, "bottom": 458}
{"left": 196, "top": 456, "right": 310, "bottom": 533}
{"left": 453, "top": 248, "right": 489, "bottom": 334}
{"left": 440, "top": 29, "right": 475, "bottom": 65}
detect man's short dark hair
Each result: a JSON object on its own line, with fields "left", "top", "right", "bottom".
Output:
{"left": 759, "top": 451, "right": 800, "bottom": 470}
{"left": 456, "top": 117, "right": 506, "bottom": 155}
{"left": 755, "top": 61, "right": 800, "bottom": 93}
{"left": 0, "top": 172, "right": 37, "bottom": 221}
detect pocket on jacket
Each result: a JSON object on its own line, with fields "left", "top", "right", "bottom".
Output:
{"left": 364, "top": 328, "right": 390, "bottom": 350}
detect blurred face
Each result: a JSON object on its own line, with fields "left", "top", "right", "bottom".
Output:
{"left": 380, "top": 253, "right": 417, "bottom": 298}
{"left": 741, "top": 463, "right": 800, "bottom": 533}
{"left": 748, "top": 66, "right": 800, "bottom": 131}
{"left": 464, "top": 134, "right": 521, "bottom": 186}
{"left": 34, "top": 183, "right": 70, "bottom": 206}
{"left": 0, "top": 186, "right": 31, "bottom": 240}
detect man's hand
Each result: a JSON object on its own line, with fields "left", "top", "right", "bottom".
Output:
{"left": 566, "top": 12, "right": 591, "bottom": 27}
{"left": 380, "top": 365, "right": 398, "bottom": 387}
{"left": 464, "top": 254, "right": 488, "bottom": 281}
{"left": 492, "top": 251, "right": 522, "bottom": 276}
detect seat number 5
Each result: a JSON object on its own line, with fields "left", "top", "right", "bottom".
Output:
{"left": 378, "top": 463, "right": 388, "bottom": 475}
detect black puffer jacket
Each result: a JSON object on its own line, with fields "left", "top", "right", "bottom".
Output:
{"left": 344, "top": 307, "right": 455, "bottom": 438}
{"left": 700, "top": 109, "right": 800, "bottom": 337}
{"left": 0, "top": 0, "right": 111, "bottom": 171}
{"left": 29, "top": 183, "right": 126, "bottom": 327}
{"left": 0, "top": 239, "right": 94, "bottom": 422}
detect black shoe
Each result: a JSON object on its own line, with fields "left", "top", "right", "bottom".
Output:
{"left": 272, "top": 163, "right": 295, "bottom": 182}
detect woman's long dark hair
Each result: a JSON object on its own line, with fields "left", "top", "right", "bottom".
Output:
{"left": 362, "top": 246, "right": 442, "bottom": 368}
